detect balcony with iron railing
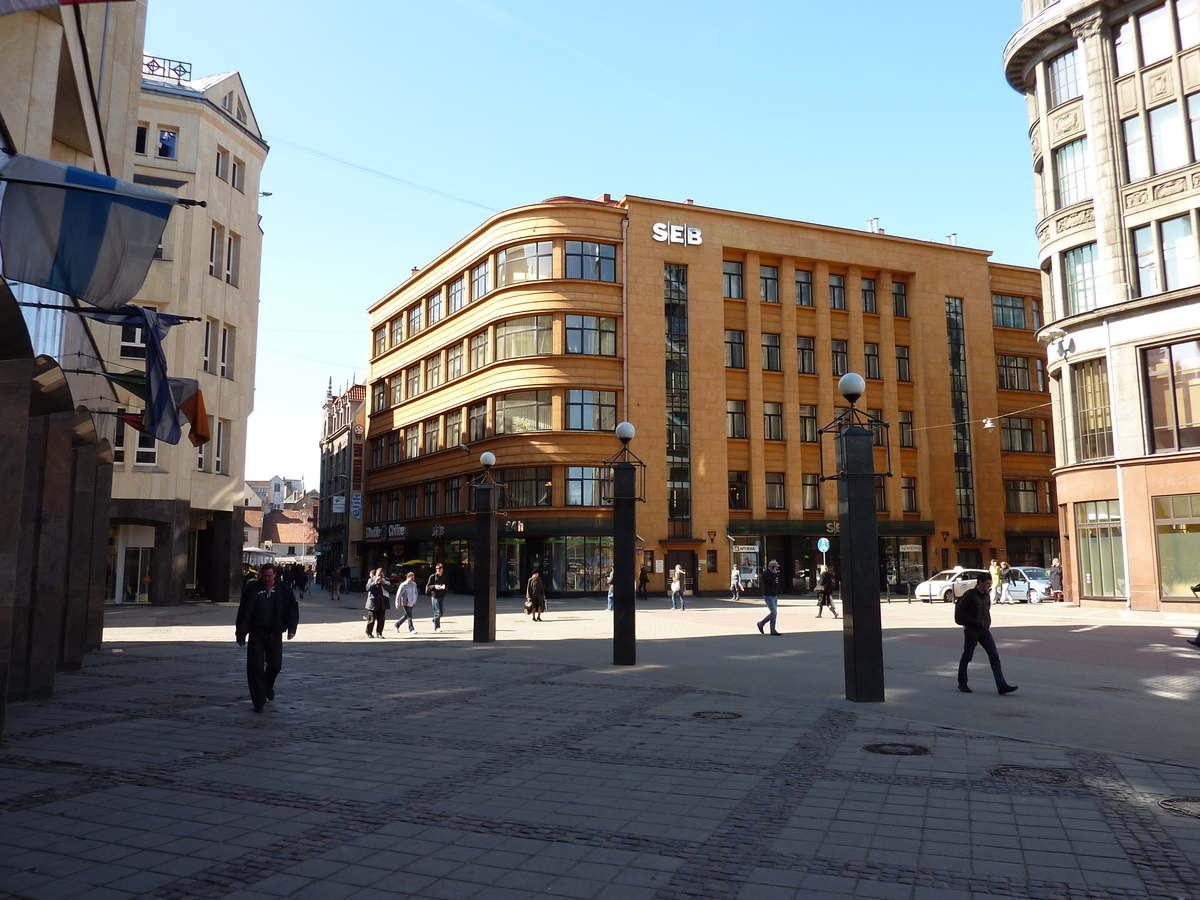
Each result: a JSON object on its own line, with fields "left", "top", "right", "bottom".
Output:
{"left": 142, "top": 55, "right": 192, "bottom": 82}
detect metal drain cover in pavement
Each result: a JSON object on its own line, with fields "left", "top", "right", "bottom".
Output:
{"left": 1090, "top": 686, "right": 1132, "bottom": 693}
{"left": 1160, "top": 798, "right": 1200, "bottom": 818}
{"left": 990, "top": 765, "right": 1072, "bottom": 784}
{"left": 692, "top": 711, "right": 742, "bottom": 720}
{"left": 863, "top": 742, "right": 931, "bottom": 756}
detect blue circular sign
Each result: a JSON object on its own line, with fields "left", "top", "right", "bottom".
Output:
{"left": 817, "top": 538, "right": 830, "bottom": 553}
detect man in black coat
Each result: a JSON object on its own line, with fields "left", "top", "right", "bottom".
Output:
{"left": 956, "top": 571, "right": 1018, "bottom": 695}
{"left": 425, "top": 563, "right": 448, "bottom": 633}
{"left": 235, "top": 563, "right": 300, "bottom": 712}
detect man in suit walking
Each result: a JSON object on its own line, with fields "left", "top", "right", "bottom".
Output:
{"left": 235, "top": 563, "right": 300, "bottom": 712}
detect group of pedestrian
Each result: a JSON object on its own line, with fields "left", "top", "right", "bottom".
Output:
{"left": 987, "top": 559, "right": 1018, "bottom": 604}
{"left": 362, "top": 564, "right": 449, "bottom": 636}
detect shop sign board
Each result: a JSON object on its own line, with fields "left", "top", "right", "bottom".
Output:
{"left": 387, "top": 524, "right": 407, "bottom": 540}
{"left": 652, "top": 222, "right": 703, "bottom": 245}
{"left": 365, "top": 525, "right": 384, "bottom": 542}
{"left": 899, "top": 544, "right": 923, "bottom": 553}
{"left": 351, "top": 492, "right": 362, "bottom": 519}
{"left": 732, "top": 544, "right": 759, "bottom": 554}
{"left": 332, "top": 495, "right": 345, "bottom": 514}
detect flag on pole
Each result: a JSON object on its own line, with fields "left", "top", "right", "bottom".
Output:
{"left": 0, "top": 154, "right": 175, "bottom": 308}
{"left": 0, "top": 1, "right": 134, "bottom": 17}
{"left": 103, "top": 371, "right": 209, "bottom": 447}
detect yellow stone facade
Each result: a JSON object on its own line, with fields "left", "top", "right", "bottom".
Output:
{"left": 364, "top": 196, "right": 1056, "bottom": 595}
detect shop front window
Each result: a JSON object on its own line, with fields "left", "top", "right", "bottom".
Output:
{"left": 1075, "top": 500, "right": 1126, "bottom": 598}
{"left": 546, "top": 535, "right": 613, "bottom": 592}
{"left": 1154, "top": 493, "right": 1200, "bottom": 596}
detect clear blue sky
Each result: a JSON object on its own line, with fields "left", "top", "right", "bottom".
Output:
{"left": 144, "top": 0, "right": 1035, "bottom": 485}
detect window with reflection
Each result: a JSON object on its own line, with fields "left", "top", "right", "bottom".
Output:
{"left": 447, "top": 344, "right": 463, "bottom": 380}
{"left": 1047, "top": 49, "right": 1082, "bottom": 107}
{"left": 495, "top": 390, "right": 551, "bottom": 434}
{"left": 796, "top": 270, "right": 813, "bottom": 306}
{"left": 762, "top": 333, "right": 781, "bottom": 371}
{"left": 829, "top": 274, "right": 846, "bottom": 310}
{"left": 1139, "top": 4, "right": 1174, "bottom": 66}
{"left": 1054, "top": 138, "right": 1091, "bottom": 206}
{"left": 1145, "top": 339, "right": 1200, "bottom": 452}
{"left": 798, "top": 336, "right": 815, "bottom": 374}
{"left": 565, "top": 241, "right": 616, "bottom": 281}
{"left": 726, "top": 400, "right": 747, "bottom": 438}
{"left": 1161, "top": 215, "right": 1199, "bottom": 290}
{"left": 728, "top": 471, "right": 748, "bottom": 509}
{"left": 723, "top": 261, "right": 743, "bottom": 298}
{"left": 470, "top": 332, "right": 488, "bottom": 370}
{"left": 1064, "top": 243, "right": 1098, "bottom": 315}
{"left": 862, "top": 278, "right": 876, "bottom": 314}
{"left": 471, "top": 261, "right": 489, "bottom": 299}
{"left": 495, "top": 315, "right": 552, "bottom": 360}
{"left": 760, "top": 265, "right": 779, "bottom": 303}
{"left": 497, "top": 241, "right": 552, "bottom": 285}
{"left": 500, "top": 467, "right": 552, "bottom": 508}
{"left": 566, "top": 315, "right": 616, "bottom": 355}
{"left": 566, "top": 467, "right": 612, "bottom": 506}
{"left": 567, "top": 389, "right": 616, "bottom": 431}
{"left": 725, "top": 330, "right": 745, "bottom": 368}
{"left": 799, "top": 405, "right": 818, "bottom": 442}
{"left": 1123, "top": 115, "right": 1148, "bottom": 182}
{"left": 448, "top": 277, "right": 465, "bottom": 313}
{"left": 469, "top": 401, "right": 487, "bottom": 441}
{"left": 427, "top": 290, "right": 443, "bottom": 325}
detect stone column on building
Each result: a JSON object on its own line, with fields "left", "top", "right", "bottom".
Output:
{"left": 62, "top": 440, "right": 99, "bottom": 670}
{"left": 85, "top": 446, "right": 114, "bottom": 651}
{"left": 0, "top": 356, "right": 33, "bottom": 726}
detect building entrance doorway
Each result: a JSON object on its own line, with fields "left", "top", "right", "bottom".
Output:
{"left": 664, "top": 549, "right": 697, "bottom": 594}
{"left": 122, "top": 547, "right": 152, "bottom": 603}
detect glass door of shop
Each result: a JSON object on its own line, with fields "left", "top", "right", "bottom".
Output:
{"left": 122, "top": 547, "right": 152, "bottom": 603}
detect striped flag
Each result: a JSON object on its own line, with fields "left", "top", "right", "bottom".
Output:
{"left": 0, "top": 154, "right": 176, "bottom": 309}
{"left": 104, "top": 370, "right": 210, "bottom": 447}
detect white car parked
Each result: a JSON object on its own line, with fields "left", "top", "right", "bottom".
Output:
{"left": 915, "top": 568, "right": 989, "bottom": 603}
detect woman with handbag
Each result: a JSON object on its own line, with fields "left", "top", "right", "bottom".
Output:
{"left": 364, "top": 569, "right": 390, "bottom": 638}
{"left": 394, "top": 571, "right": 419, "bottom": 633}
{"left": 729, "top": 569, "right": 743, "bottom": 601}
{"left": 816, "top": 565, "right": 838, "bottom": 618}
{"left": 525, "top": 569, "right": 546, "bottom": 621}
{"left": 670, "top": 564, "right": 686, "bottom": 610}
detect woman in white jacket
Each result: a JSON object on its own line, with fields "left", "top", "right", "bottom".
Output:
{"left": 394, "top": 571, "right": 419, "bottom": 633}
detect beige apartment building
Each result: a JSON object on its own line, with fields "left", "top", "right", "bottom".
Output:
{"left": 318, "top": 382, "right": 367, "bottom": 585}
{"left": 103, "top": 58, "right": 267, "bottom": 603}
{"left": 363, "top": 196, "right": 1057, "bottom": 596}
{"left": 1005, "top": 0, "right": 1200, "bottom": 611}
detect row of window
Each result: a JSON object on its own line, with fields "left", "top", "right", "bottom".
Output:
{"left": 120, "top": 313, "right": 236, "bottom": 380}
{"left": 373, "top": 241, "right": 618, "bottom": 357}
{"left": 112, "top": 410, "right": 230, "bottom": 474}
{"left": 724, "top": 331, "right": 913, "bottom": 380}
{"left": 725, "top": 403, "right": 916, "bottom": 446}
{"left": 997, "top": 354, "right": 1048, "bottom": 392}
{"left": 214, "top": 146, "right": 247, "bottom": 192}
{"left": 722, "top": 261, "right": 910, "bottom": 315}
{"left": 209, "top": 224, "right": 241, "bottom": 287}
{"left": 371, "top": 389, "right": 617, "bottom": 466}
{"left": 372, "top": 315, "right": 616, "bottom": 410}
{"left": 1004, "top": 479, "right": 1057, "bottom": 515}
{"left": 729, "top": 470, "right": 916, "bottom": 513}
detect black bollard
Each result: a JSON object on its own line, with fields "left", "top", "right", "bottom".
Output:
{"left": 837, "top": 423, "right": 885, "bottom": 702}
{"left": 612, "top": 460, "right": 637, "bottom": 665}
{"left": 473, "top": 482, "right": 497, "bottom": 642}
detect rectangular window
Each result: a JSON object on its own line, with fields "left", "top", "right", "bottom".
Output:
{"left": 472, "top": 261, "right": 489, "bottom": 299}
{"left": 896, "top": 347, "right": 912, "bottom": 382}
{"left": 796, "top": 270, "right": 813, "bottom": 306}
{"left": 214, "top": 420, "right": 227, "bottom": 474}
{"left": 892, "top": 281, "right": 908, "bottom": 317}
{"left": 427, "top": 290, "right": 443, "bottom": 325}
{"left": 445, "top": 477, "right": 462, "bottom": 514}
{"left": 761, "top": 333, "right": 781, "bottom": 371}
{"left": 1140, "top": 4, "right": 1175, "bottom": 65}
{"left": 1182, "top": 0, "right": 1200, "bottom": 48}
{"left": 371, "top": 436, "right": 385, "bottom": 468}
{"left": 1124, "top": 115, "right": 1149, "bottom": 182}
{"left": 1150, "top": 101, "right": 1187, "bottom": 174}
{"left": 875, "top": 475, "right": 887, "bottom": 512}
{"left": 119, "top": 319, "right": 149, "bottom": 359}
{"left": 1006, "top": 480, "right": 1039, "bottom": 513}
{"left": 1134, "top": 224, "right": 1159, "bottom": 296}
{"left": 1073, "top": 358, "right": 1114, "bottom": 460}
{"left": 231, "top": 157, "right": 245, "bottom": 192}
{"left": 215, "top": 146, "right": 229, "bottom": 180}
{"left": 728, "top": 471, "right": 749, "bottom": 509}
{"left": 1054, "top": 138, "right": 1091, "bottom": 207}
{"left": 1075, "top": 500, "right": 1126, "bottom": 598}
{"left": 1032, "top": 299, "right": 1042, "bottom": 329}
{"left": 387, "top": 490, "right": 400, "bottom": 522}
{"left": 726, "top": 400, "right": 747, "bottom": 439}
{"left": 802, "top": 474, "right": 821, "bottom": 511}
{"left": 1048, "top": 49, "right": 1082, "bottom": 107}
{"left": 899, "top": 411, "right": 914, "bottom": 447}
{"left": 864, "top": 343, "right": 880, "bottom": 380}
{"left": 404, "top": 486, "right": 419, "bottom": 519}
{"left": 209, "top": 224, "right": 224, "bottom": 277}
{"left": 424, "top": 482, "right": 439, "bottom": 517}
{"left": 370, "top": 493, "right": 383, "bottom": 524}
{"left": 567, "top": 389, "right": 616, "bottom": 431}
{"left": 723, "top": 261, "right": 743, "bottom": 298}
{"left": 469, "top": 401, "right": 487, "bottom": 441}
{"left": 388, "top": 431, "right": 401, "bottom": 465}
{"left": 156, "top": 129, "right": 177, "bottom": 159}
{"left": 407, "top": 304, "right": 422, "bottom": 337}
{"left": 1114, "top": 20, "right": 1136, "bottom": 76}
{"left": 1064, "top": 243, "right": 1098, "bottom": 315}
{"left": 829, "top": 274, "right": 846, "bottom": 310}
{"left": 1161, "top": 215, "right": 1199, "bottom": 291}
{"left": 799, "top": 404, "right": 818, "bottom": 442}
{"left": 389, "top": 375, "right": 403, "bottom": 407}
{"left": 444, "top": 344, "right": 463, "bottom": 381}
{"left": 496, "top": 390, "right": 552, "bottom": 434}
{"left": 724, "top": 330, "right": 745, "bottom": 368}
{"left": 135, "top": 124, "right": 147, "bottom": 155}
{"left": 861, "top": 278, "right": 877, "bottom": 313}
{"left": 470, "top": 332, "right": 488, "bottom": 370}
{"left": 424, "top": 417, "right": 441, "bottom": 455}
{"left": 372, "top": 381, "right": 386, "bottom": 413}
{"left": 497, "top": 241, "right": 552, "bottom": 286}
{"left": 760, "top": 265, "right": 779, "bottom": 303}
{"left": 1153, "top": 492, "right": 1200, "bottom": 595}
{"left": 405, "top": 365, "right": 421, "bottom": 399}
{"left": 797, "top": 336, "right": 815, "bottom": 374}
{"left": 219, "top": 325, "right": 233, "bottom": 378}
{"left": 765, "top": 472, "right": 785, "bottom": 510}
{"left": 902, "top": 477, "right": 917, "bottom": 512}
{"left": 1145, "top": 339, "right": 1200, "bottom": 452}
{"left": 425, "top": 355, "right": 441, "bottom": 390}
{"left": 565, "top": 315, "right": 617, "bottom": 355}
{"left": 500, "top": 467, "right": 553, "bottom": 508}
{"left": 993, "top": 294, "right": 1027, "bottom": 328}
{"left": 763, "top": 402, "right": 783, "bottom": 440}
{"left": 390, "top": 318, "right": 404, "bottom": 346}
{"left": 565, "top": 241, "right": 616, "bottom": 281}
{"left": 832, "top": 340, "right": 848, "bottom": 376}
{"left": 445, "top": 410, "right": 462, "bottom": 447}
{"left": 869, "top": 409, "right": 885, "bottom": 446}
{"left": 566, "top": 466, "right": 612, "bottom": 506}
{"left": 134, "top": 428, "right": 157, "bottom": 467}
{"left": 447, "top": 277, "right": 465, "bottom": 314}
{"left": 404, "top": 425, "right": 419, "bottom": 459}
{"left": 1000, "top": 416, "right": 1036, "bottom": 452}
{"left": 225, "top": 233, "right": 240, "bottom": 286}
{"left": 997, "top": 355, "right": 1032, "bottom": 390}
{"left": 1036, "top": 358, "right": 1047, "bottom": 392}
{"left": 495, "top": 315, "right": 552, "bottom": 360}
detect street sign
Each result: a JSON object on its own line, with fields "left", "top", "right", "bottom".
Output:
{"left": 350, "top": 492, "right": 362, "bottom": 519}
{"left": 332, "top": 495, "right": 345, "bottom": 514}
{"left": 817, "top": 537, "right": 830, "bottom": 553}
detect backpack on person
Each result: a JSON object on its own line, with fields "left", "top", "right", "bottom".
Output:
{"left": 954, "top": 591, "right": 973, "bottom": 627}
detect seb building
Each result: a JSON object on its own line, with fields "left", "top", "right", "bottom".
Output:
{"left": 363, "top": 195, "right": 1055, "bottom": 596}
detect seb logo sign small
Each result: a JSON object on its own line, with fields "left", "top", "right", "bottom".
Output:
{"left": 652, "top": 222, "right": 702, "bottom": 246}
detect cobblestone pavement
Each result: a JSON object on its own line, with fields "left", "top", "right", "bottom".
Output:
{"left": 2, "top": 592, "right": 1200, "bottom": 900}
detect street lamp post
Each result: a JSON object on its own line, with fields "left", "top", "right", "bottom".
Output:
{"left": 473, "top": 452, "right": 498, "bottom": 643}
{"left": 820, "top": 373, "right": 887, "bottom": 702}
{"left": 611, "top": 422, "right": 638, "bottom": 666}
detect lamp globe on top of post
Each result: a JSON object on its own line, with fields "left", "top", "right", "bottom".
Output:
{"left": 616, "top": 422, "right": 635, "bottom": 445}
{"left": 480, "top": 451, "right": 496, "bottom": 470}
{"left": 838, "top": 372, "right": 866, "bottom": 406}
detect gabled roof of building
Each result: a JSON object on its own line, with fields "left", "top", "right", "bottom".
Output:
{"left": 244, "top": 508, "right": 264, "bottom": 529}
{"left": 262, "top": 508, "right": 317, "bottom": 545}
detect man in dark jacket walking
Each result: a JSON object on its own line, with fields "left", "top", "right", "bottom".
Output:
{"left": 956, "top": 571, "right": 1018, "bottom": 695}
{"left": 757, "top": 559, "right": 782, "bottom": 635}
{"left": 235, "top": 563, "right": 300, "bottom": 712}
{"left": 425, "top": 563, "right": 448, "bottom": 633}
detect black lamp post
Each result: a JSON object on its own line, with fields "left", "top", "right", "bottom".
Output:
{"left": 473, "top": 451, "right": 498, "bottom": 643}
{"left": 611, "top": 422, "right": 638, "bottom": 666}
{"left": 819, "top": 373, "right": 887, "bottom": 702}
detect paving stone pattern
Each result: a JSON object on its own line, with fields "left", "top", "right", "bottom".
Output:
{"left": 1, "top": 639, "right": 1199, "bottom": 900}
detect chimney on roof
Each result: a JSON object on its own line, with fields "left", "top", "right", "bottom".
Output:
{"left": 684, "top": 199, "right": 694, "bottom": 205}
{"left": 410, "top": 266, "right": 420, "bottom": 277}
{"left": 594, "top": 193, "right": 612, "bottom": 203}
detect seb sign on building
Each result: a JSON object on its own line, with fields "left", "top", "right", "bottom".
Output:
{"left": 652, "top": 222, "right": 703, "bottom": 246}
